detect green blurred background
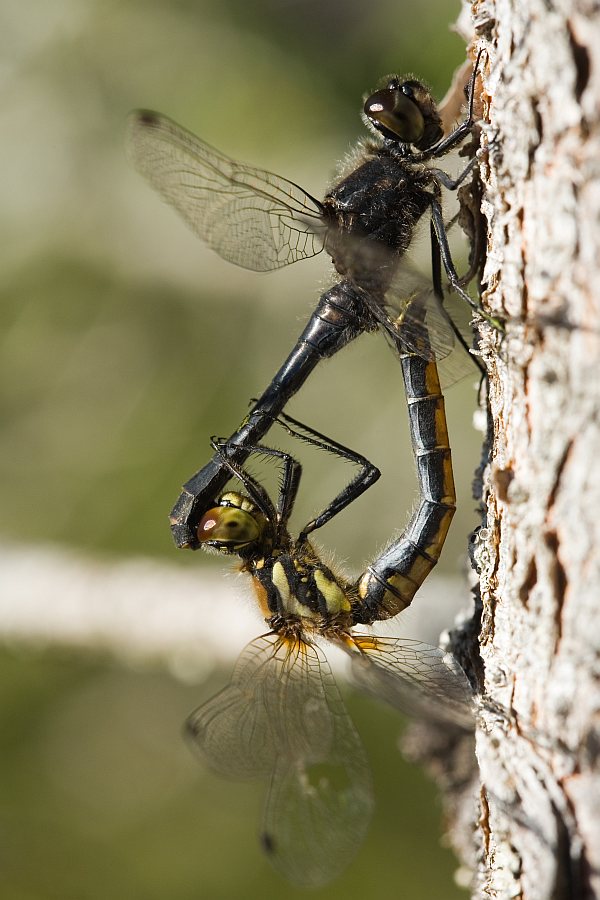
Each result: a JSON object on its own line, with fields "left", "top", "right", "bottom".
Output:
{"left": 0, "top": 0, "right": 478, "bottom": 896}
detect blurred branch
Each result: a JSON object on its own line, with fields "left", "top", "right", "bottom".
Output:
{"left": 0, "top": 541, "right": 468, "bottom": 678}
{"left": 0, "top": 542, "right": 260, "bottom": 678}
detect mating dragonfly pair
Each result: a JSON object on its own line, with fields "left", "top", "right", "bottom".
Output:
{"left": 128, "top": 53, "right": 484, "bottom": 887}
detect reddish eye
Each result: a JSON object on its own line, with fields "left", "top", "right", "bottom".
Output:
{"left": 196, "top": 506, "right": 261, "bottom": 548}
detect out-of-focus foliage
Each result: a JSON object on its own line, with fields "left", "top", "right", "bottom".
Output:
{"left": 0, "top": 0, "right": 473, "bottom": 896}
{"left": 0, "top": 644, "right": 467, "bottom": 899}
{"left": 0, "top": 0, "right": 480, "bottom": 567}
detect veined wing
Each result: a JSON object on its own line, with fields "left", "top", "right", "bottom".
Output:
{"left": 344, "top": 634, "right": 475, "bottom": 729}
{"left": 361, "top": 263, "right": 477, "bottom": 387}
{"left": 328, "top": 229, "right": 477, "bottom": 385}
{"left": 128, "top": 110, "right": 478, "bottom": 381}
{"left": 263, "top": 750, "right": 372, "bottom": 888}
{"left": 259, "top": 637, "right": 373, "bottom": 888}
{"left": 127, "top": 110, "right": 326, "bottom": 271}
{"left": 186, "top": 632, "right": 333, "bottom": 778}
{"left": 186, "top": 632, "right": 373, "bottom": 886}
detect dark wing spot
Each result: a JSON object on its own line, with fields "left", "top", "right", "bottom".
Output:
{"left": 260, "top": 831, "right": 276, "bottom": 855}
{"left": 134, "top": 109, "right": 160, "bottom": 127}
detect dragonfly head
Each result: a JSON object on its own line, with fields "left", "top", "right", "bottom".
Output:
{"left": 196, "top": 491, "right": 269, "bottom": 557}
{"left": 363, "top": 77, "right": 443, "bottom": 151}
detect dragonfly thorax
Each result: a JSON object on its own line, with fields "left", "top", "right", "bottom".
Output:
{"left": 254, "top": 551, "right": 354, "bottom": 629}
{"left": 322, "top": 153, "right": 432, "bottom": 295}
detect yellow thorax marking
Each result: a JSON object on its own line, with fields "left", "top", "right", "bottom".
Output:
{"left": 272, "top": 560, "right": 311, "bottom": 617}
{"left": 314, "top": 569, "right": 351, "bottom": 614}
{"left": 272, "top": 561, "right": 291, "bottom": 604}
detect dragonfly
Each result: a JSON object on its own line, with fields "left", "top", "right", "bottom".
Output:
{"left": 186, "top": 302, "right": 473, "bottom": 884}
{"left": 187, "top": 403, "right": 474, "bottom": 886}
{"left": 127, "top": 51, "right": 487, "bottom": 549}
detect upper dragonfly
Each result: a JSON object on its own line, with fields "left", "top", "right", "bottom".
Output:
{"left": 127, "top": 53, "right": 484, "bottom": 547}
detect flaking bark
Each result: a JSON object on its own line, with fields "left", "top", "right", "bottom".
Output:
{"left": 447, "top": 2, "right": 600, "bottom": 897}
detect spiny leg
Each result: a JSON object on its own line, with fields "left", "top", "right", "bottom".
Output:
{"left": 428, "top": 186, "right": 481, "bottom": 314}
{"left": 210, "top": 437, "right": 301, "bottom": 530}
{"left": 271, "top": 411, "right": 380, "bottom": 542}
{"left": 429, "top": 188, "right": 502, "bottom": 335}
{"left": 429, "top": 218, "right": 486, "bottom": 377}
{"left": 411, "top": 47, "right": 483, "bottom": 162}
{"left": 428, "top": 156, "right": 478, "bottom": 192}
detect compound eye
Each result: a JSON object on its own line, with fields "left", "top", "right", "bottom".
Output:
{"left": 363, "top": 85, "right": 425, "bottom": 143}
{"left": 197, "top": 506, "right": 260, "bottom": 549}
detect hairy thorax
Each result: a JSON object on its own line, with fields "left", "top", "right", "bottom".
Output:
{"left": 321, "top": 144, "right": 433, "bottom": 292}
{"left": 250, "top": 545, "right": 356, "bottom": 631}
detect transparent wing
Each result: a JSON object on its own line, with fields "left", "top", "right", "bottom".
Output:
{"left": 263, "top": 751, "right": 372, "bottom": 889}
{"left": 361, "top": 263, "right": 477, "bottom": 387}
{"left": 128, "top": 110, "right": 478, "bottom": 380}
{"left": 186, "top": 633, "right": 332, "bottom": 778}
{"left": 345, "top": 634, "right": 475, "bottom": 729}
{"left": 328, "top": 228, "right": 477, "bottom": 385}
{"left": 260, "top": 638, "right": 373, "bottom": 887}
{"left": 127, "top": 110, "right": 326, "bottom": 271}
{"left": 186, "top": 632, "right": 373, "bottom": 886}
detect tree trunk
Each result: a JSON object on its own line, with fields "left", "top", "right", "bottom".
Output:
{"left": 440, "top": 2, "right": 600, "bottom": 897}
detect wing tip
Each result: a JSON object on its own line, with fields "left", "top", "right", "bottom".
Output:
{"left": 129, "top": 108, "right": 161, "bottom": 128}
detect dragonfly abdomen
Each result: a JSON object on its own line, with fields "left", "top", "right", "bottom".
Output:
{"left": 292, "top": 281, "right": 375, "bottom": 356}
{"left": 353, "top": 351, "right": 455, "bottom": 624}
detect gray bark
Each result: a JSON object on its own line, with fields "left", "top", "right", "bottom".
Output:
{"left": 443, "top": 2, "right": 600, "bottom": 897}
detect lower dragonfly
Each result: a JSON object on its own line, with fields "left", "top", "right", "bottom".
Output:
{"left": 186, "top": 339, "right": 474, "bottom": 886}
{"left": 127, "top": 52, "right": 489, "bottom": 549}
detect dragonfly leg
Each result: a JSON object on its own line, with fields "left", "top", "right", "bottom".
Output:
{"left": 430, "top": 194, "right": 503, "bottom": 335}
{"left": 270, "top": 411, "right": 380, "bottom": 542}
{"left": 411, "top": 48, "right": 483, "bottom": 162}
{"left": 429, "top": 192, "right": 482, "bottom": 314}
{"left": 429, "top": 156, "right": 478, "bottom": 192}
{"left": 429, "top": 220, "right": 486, "bottom": 377}
{"left": 170, "top": 281, "right": 371, "bottom": 548}
{"left": 352, "top": 350, "right": 455, "bottom": 625}
{"left": 210, "top": 437, "right": 301, "bottom": 530}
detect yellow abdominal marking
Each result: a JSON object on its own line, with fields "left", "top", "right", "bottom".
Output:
{"left": 314, "top": 569, "right": 351, "bottom": 614}
{"left": 357, "top": 570, "right": 413, "bottom": 615}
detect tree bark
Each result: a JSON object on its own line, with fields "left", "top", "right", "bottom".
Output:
{"left": 443, "top": 2, "right": 600, "bottom": 897}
